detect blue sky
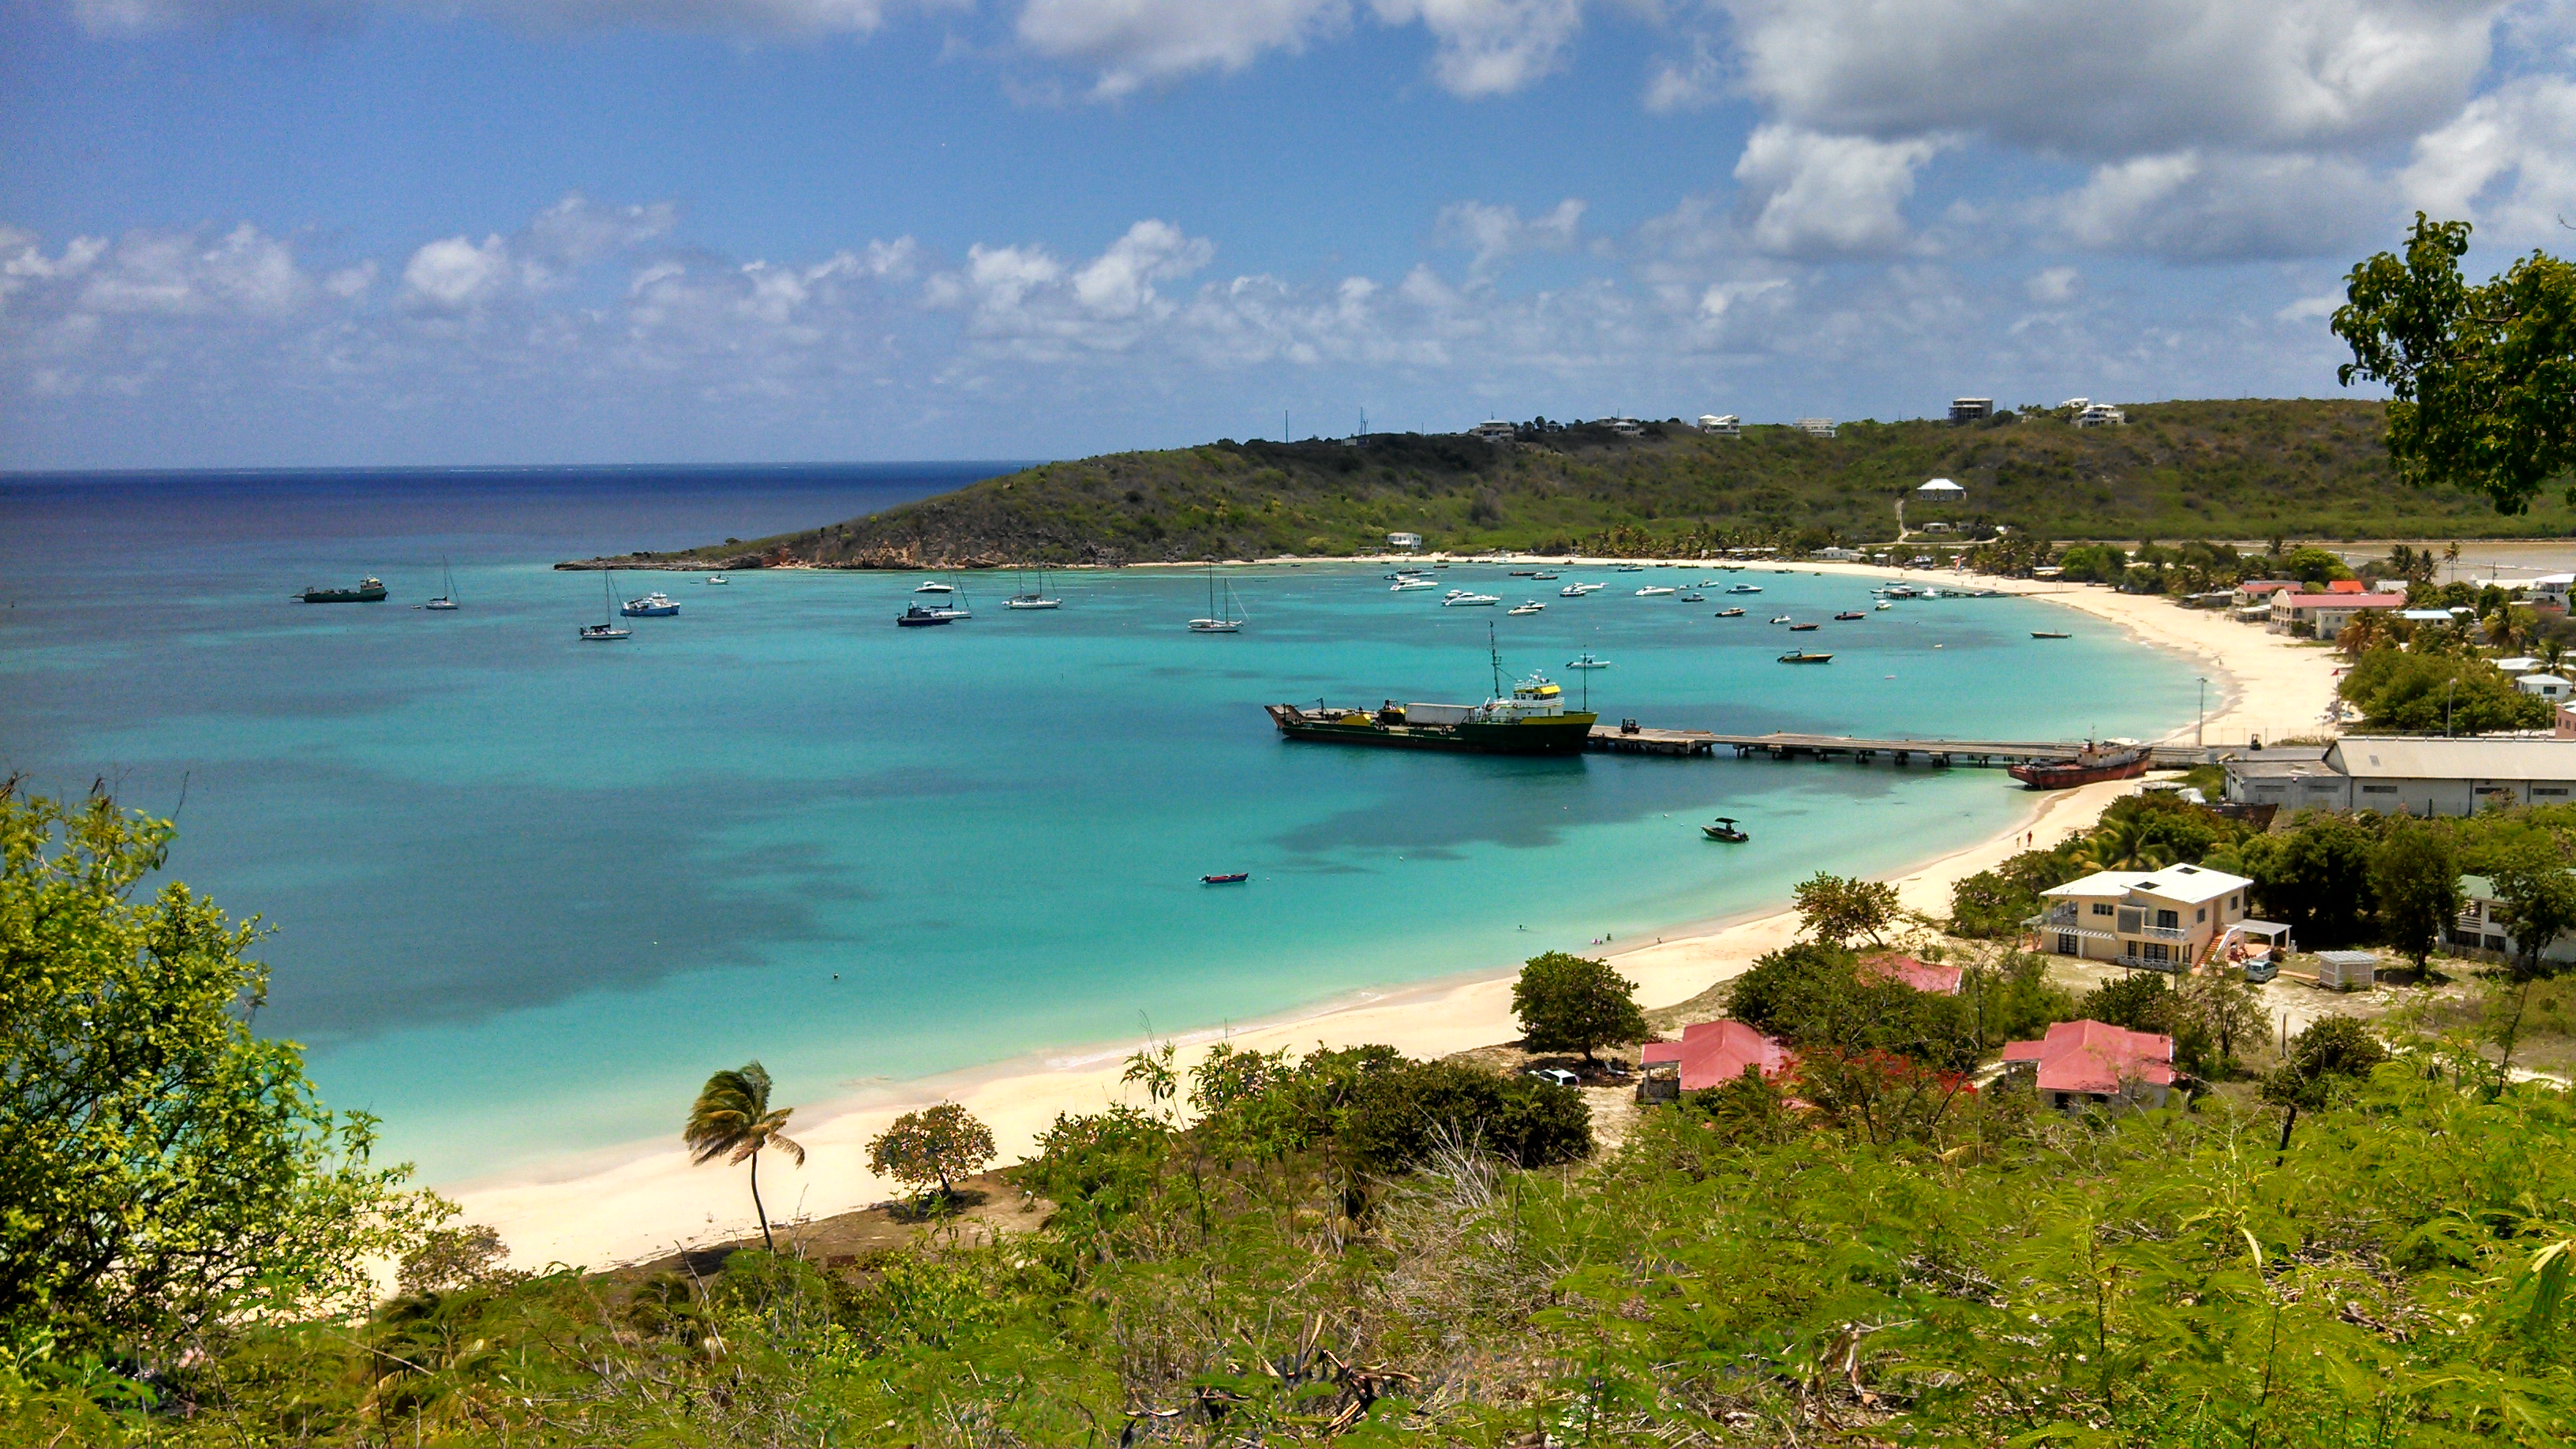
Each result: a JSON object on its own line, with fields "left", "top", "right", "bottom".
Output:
{"left": 5, "top": 0, "right": 2574, "bottom": 469}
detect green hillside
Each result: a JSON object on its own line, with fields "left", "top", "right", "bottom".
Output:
{"left": 586, "top": 399, "right": 2576, "bottom": 570}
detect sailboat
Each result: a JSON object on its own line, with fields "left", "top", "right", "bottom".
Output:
{"left": 421, "top": 556, "right": 460, "bottom": 611}
{"left": 1188, "top": 562, "right": 1244, "bottom": 633}
{"left": 579, "top": 570, "right": 631, "bottom": 641}
{"left": 1005, "top": 567, "right": 1061, "bottom": 610}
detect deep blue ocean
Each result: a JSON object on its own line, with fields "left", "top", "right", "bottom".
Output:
{"left": 1, "top": 465, "right": 2197, "bottom": 1184}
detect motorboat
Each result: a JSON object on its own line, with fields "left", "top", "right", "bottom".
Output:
{"left": 1835, "top": 611, "right": 1866, "bottom": 620}
{"left": 2031, "top": 630, "right": 2072, "bottom": 639}
{"left": 1532, "top": 571, "right": 1559, "bottom": 580}
{"left": 1443, "top": 593, "right": 1501, "bottom": 607}
{"left": 914, "top": 580, "right": 954, "bottom": 594}
{"left": 1392, "top": 578, "right": 1440, "bottom": 590}
{"left": 1615, "top": 564, "right": 1646, "bottom": 572}
{"left": 1633, "top": 586, "right": 1676, "bottom": 597}
{"left": 1715, "top": 607, "right": 1745, "bottom": 617}
{"left": 1201, "top": 872, "right": 1250, "bottom": 885}
{"left": 1679, "top": 591, "right": 1706, "bottom": 602}
{"left": 621, "top": 591, "right": 680, "bottom": 618}
{"left": 706, "top": 575, "right": 728, "bottom": 586}
{"left": 1726, "top": 583, "right": 1763, "bottom": 593}
{"left": 1777, "top": 650, "right": 1832, "bottom": 664}
{"left": 897, "top": 603, "right": 953, "bottom": 627}
{"left": 1702, "top": 816, "right": 1749, "bottom": 843}
{"left": 1769, "top": 615, "right": 1793, "bottom": 624}
{"left": 1507, "top": 601, "right": 1546, "bottom": 616}
{"left": 1567, "top": 653, "right": 1610, "bottom": 668}
{"left": 1789, "top": 623, "right": 1821, "bottom": 632}
{"left": 1874, "top": 601, "right": 1892, "bottom": 610}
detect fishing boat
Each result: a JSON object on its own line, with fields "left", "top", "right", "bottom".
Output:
{"left": 1507, "top": 601, "right": 1546, "bottom": 616}
{"left": 896, "top": 603, "right": 953, "bottom": 627}
{"left": 1726, "top": 583, "right": 1763, "bottom": 594}
{"left": 1834, "top": 611, "right": 1866, "bottom": 620}
{"left": 1634, "top": 586, "right": 1677, "bottom": 597}
{"left": 1201, "top": 872, "right": 1250, "bottom": 885}
{"left": 1788, "top": 623, "right": 1821, "bottom": 632}
{"left": 294, "top": 577, "right": 387, "bottom": 604}
{"left": 1702, "top": 816, "right": 1749, "bottom": 843}
{"left": 621, "top": 590, "right": 680, "bottom": 618}
{"left": 1006, "top": 568, "right": 1061, "bottom": 609}
{"left": 1443, "top": 592, "right": 1501, "bottom": 607}
{"left": 422, "top": 556, "right": 460, "bottom": 611}
{"left": 2009, "top": 740, "right": 2151, "bottom": 790}
{"left": 2031, "top": 630, "right": 2072, "bottom": 639}
{"left": 1567, "top": 653, "right": 1609, "bottom": 669}
{"left": 1189, "top": 562, "right": 1245, "bottom": 632}
{"left": 1715, "top": 607, "right": 1745, "bottom": 618}
{"left": 1777, "top": 650, "right": 1832, "bottom": 664}
{"left": 707, "top": 574, "right": 728, "bottom": 586}
{"left": 1265, "top": 633, "right": 1597, "bottom": 755}
{"left": 1508, "top": 569, "right": 1536, "bottom": 577}
{"left": 580, "top": 571, "right": 631, "bottom": 641}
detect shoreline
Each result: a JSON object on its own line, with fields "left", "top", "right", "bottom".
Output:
{"left": 455, "top": 558, "right": 2341, "bottom": 1270}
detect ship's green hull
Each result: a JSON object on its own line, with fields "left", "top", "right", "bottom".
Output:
{"left": 1266, "top": 706, "right": 1597, "bottom": 755}
{"left": 296, "top": 586, "right": 388, "bottom": 603}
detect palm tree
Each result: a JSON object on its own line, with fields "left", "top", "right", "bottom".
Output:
{"left": 683, "top": 1061, "right": 805, "bottom": 1252}
{"left": 2072, "top": 814, "right": 2173, "bottom": 873}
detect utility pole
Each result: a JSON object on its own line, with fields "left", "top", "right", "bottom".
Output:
{"left": 2447, "top": 676, "right": 2458, "bottom": 737}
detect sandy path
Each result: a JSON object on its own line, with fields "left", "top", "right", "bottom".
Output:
{"left": 455, "top": 562, "right": 2340, "bottom": 1271}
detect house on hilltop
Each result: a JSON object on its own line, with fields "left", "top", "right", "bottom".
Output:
{"left": 2001, "top": 1019, "right": 2175, "bottom": 1111}
{"left": 2028, "top": 863, "right": 2256, "bottom": 969}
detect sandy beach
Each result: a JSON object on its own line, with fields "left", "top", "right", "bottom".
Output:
{"left": 456, "top": 561, "right": 2344, "bottom": 1271}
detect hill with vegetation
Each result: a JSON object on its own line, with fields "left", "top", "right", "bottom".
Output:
{"left": 576, "top": 399, "right": 2576, "bottom": 571}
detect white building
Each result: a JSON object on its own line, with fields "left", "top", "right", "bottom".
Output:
{"left": 1795, "top": 417, "right": 1837, "bottom": 439}
{"left": 2029, "top": 864, "right": 2258, "bottom": 969}
{"left": 1467, "top": 421, "right": 1515, "bottom": 442}
{"left": 1949, "top": 398, "right": 1994, "bottom": 423}
{"left": 2520, "top": 674, "right": 2574, "bottom": 701}
{"left": 2525, "top": 574, "right": 2576, "bottom": 609}
{"left": 1698, "top": 414, "right": 1742, "bottom": 436}
{"left": 2454, "top": 874, "right": 2576, "bottom": 964}
{"left": 2075, "top": 403, "right": 2128, "bottom": 427}
{"left": 1386, "top": 532, "right": 1422, "bottom": 551}
{"left": 2224, "top": 737, "right": 2576, "bottom": 816}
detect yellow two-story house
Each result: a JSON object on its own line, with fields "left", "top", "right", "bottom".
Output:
{"left": 2028, "top": 863, "right": 2258, "bottom": 968}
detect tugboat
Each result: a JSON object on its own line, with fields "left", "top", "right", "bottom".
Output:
{"left": 1266, "top": 632, "right": 1597, "bottom": 754}
{"left": 2008, "top": 739, "right": 2151, "bottom": 789}
{"left": 294, "top": 577, "right": 388, "bottom": 604}
{"left": 1701, "top": 816, "right": 1749, "bottom": 843}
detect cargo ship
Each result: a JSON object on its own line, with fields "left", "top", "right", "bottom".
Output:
{"left": 294, "top": 577, "right": 387, "bottom": 604}
{"left": 1266, "top": 671, "right": 1597, "bottom": 754}
{"left": 2009, "top": 739, "right": 2151, "bottom": 789}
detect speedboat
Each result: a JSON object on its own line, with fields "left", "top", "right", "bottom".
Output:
{"left": 1615, "top": 564, "right": 1646, "bottom": 572}
{"left": 1702, "top": 816, "right": 1749, "bottom": 843}
{"left": 1874, "top": 601, "right": 1892, "bottom": 610}
{"left": 1532, "top": 571, "right": 1559, "bottom": 580}
{"left": 1634, "top": 586, "right": 1677, "bottom": 597}
{"left": 1835, "top": 611, "right": 1866, "bottom": 620}
{"left": 897, "top": 604, "right": 953, "bottom": 627}
{"left": 1679, "top": 591, "right": 1706, "bottom": 602}
{"left": 1769, "top": 615, "right": 1793, "bottom": 624}
{"left": 706, "top": 575, "right": 728, "bottom": 586}
{"left": 1507, "top": 601, "right": 1546, "bottom": 616}
{"left": 1726, "top": 583, "right": 1763, "bottom": 593}
{"left": 1567, "top": 653, "right": 1610, "bottom": 669}
{"left": 1789, "top": 623, "right": 1821, "bottom": 631}
{"left": 620, "top": 592, "right": 680, "bottom": 618}
{"left": 914, "top": 580, "right": 954, "bottom": 594}
{"left": 1443, "top": 593, "right": 1501, "bottom": 607}
{"left": 1392, "top": 578, "right": 1439, "bottom": 591}
{"left": 1777, "top": 650, "right": 1832, "bottom": 664}
{"left": 1715, "top": 607, "right": 1745, "bottom": 617}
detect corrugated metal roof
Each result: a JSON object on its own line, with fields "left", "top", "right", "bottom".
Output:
{"left": 2325, "top": 737, "right": 2576, "bottom": 779}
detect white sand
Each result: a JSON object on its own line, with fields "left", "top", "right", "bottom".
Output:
{"left": 455, "top": 561, "right": 2341, "bottom": 1271}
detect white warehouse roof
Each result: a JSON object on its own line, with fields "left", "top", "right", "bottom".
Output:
{"left": 2323, "top": 737, "right": 2576, "bottom": 778}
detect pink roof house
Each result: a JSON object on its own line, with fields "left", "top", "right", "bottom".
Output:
{"left": 1863, "top": 953, "right": 1964, "bottom": 994}
{"left": 1639, "top": 1019, "right": 1795, "bottom": 1092}
{"left": 2001, "top": 1019, "right": 2176, "bottom": 1111}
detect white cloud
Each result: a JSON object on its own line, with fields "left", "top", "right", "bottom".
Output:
{"left": 1642, "top": 32, "right": 1722, "bottom": 114}
{"left": 2050, "top": 149, "right": 2386, "bottom": 259}
{"left": 926, "top": 220, "right": 1217, "bottom": 352}
{"left": 2402, "top": 75, "right": 2576, "bottom": 242}
{"left": 2276, "top": 293, "right": 2342, "bottom": 321}
{"left": 2027, "top": 266, "right": 2079, "bottom": 303}
{"left": 1733, "top": 124, "right": 1945, "bottom": 256}
{"left": 73, "top": 0, "right": 927, "bottom": 36}
{"left": 1016, "top": 0, "right": 1351, "bottom": 96}
{"left": 1433, "top": 197, "right": 1586, "bottom": 276}
{"left": 1372, "top": 0, "right": 1585, "bottom": 96}
{"left": 401, "top": 234, "right": 517, "bottom": 309}
{"left": 1722, "top": 0, "right": 2503, "bottom": 159}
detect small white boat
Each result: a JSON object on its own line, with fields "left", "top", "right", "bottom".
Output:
{"left": 1444, "top": 592, "right": 1502, "bottom": 607}
{"left": 706, "top": 574, "right": 728, "bottom": 586}
{"left": 1679, "top": 591, "right": 1706, "bottom": 602}
{"left": 1615, "top": 564, "right": 1646, "bottom": 573}
{"left": 1874, "top": 601, "right": 1893, "bottom": 611}
{"left": 1189, "top": 563, "right": 1245, "bottom": 632}
{"left": 1770, "top": 614, "right": 1793, "bottom": 624}
{"left": 1532, "top": 571, "right": 1559, "bottom": 580}
{"left": 1507, "top": 601, "right": 1546, "bottom": 616}
{"left": 578, "top": 623, "right": 631, "bottom": 641}
{"left": 1727, "top": 583, "right": 1763, "bottom": 594}
{"left": 1567, "top": 653, "right": 1609, "bottom": 668}
{"left": 1634, "top": 586, "right": 1677, "bottom": 597}
{"left": 914, "top": 580, "right": 955, "bottom": 594}
{"left": 620, "top": 591, "right": 680, "bottom": 618}
{"left": 1392, "top": 578, "right": 1440, "bottom": 591}
{"left": 1005, "top": 567, "right": 1061, "bottom": 609}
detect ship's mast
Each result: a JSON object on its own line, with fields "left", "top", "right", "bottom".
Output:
{"left": 1488, "top": 622, "right": 1503, "bottom": 698}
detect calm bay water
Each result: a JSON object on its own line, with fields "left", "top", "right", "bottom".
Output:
{"left": 2, "top": 466, "right": 2196, "bottom": 1183}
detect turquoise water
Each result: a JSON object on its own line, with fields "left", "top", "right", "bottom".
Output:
{"left": 1, "top": 470, "right": 2198, "bottom": 1183}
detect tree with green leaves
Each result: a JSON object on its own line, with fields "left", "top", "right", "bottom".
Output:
{"left": 1791, "top": 871, "right": 1900, "bottom": 947}
{"left": 2260, "top": 1015, "right": 2389, "bottom": 1110}
{"left": 2334, "top": 213, "right": 2576, "bottom": 516}
{"left": 683, "top": 1061, "right": 805, "bottom": 1252}
{"left": 2240, "top": 811, "right": 2381, "bottom": 946}
{"left": 1511, "top": 951, "right": 1647, "bottom": 1063}
{"left": 867, "top": 1101, "right": 996, "bottom": 1204}
{"left": 2483, "top": 838, "right": 2576, "bottom": 1086}
{"left": 0, "top": 783, "right": 441, "bottom": 1355}
{"left": 2371, "top": 816, "right": 2462, "bottom": 971}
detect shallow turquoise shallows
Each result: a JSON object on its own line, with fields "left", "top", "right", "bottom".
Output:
{"left": 1, "top": 469, "right": 2196, "bottom": 1183}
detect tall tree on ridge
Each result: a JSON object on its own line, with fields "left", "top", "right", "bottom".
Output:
{"left": 683, "top": 1061, "right": 805, "bottom": 1252}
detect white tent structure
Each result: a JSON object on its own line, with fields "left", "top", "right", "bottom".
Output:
{"left": 1916, "top": 478, "right": 1966, "bottom": 498}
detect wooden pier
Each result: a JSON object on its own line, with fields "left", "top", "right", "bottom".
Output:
{"left": 1587, "top": 725, "right": 2211, "bottom": 769}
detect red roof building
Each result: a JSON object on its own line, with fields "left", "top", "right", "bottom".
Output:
{"left": 1863, "top": 953, "right": 1964, "bottom": 994}
{"left": 1639, "top": 1019, "right": 1795, "bottom": 1091}
{"left": 2325, "top": 578, "right": 2368, "bottom": 593}
{"left": 2001, "top": 1019, "right": 2176, "bottom": 1110}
